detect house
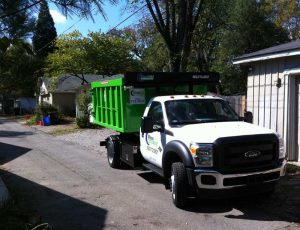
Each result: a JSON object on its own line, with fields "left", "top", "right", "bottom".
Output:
{"left": 39, "top": 74, "right": 106, "bottom": 117}
{"left": 233, "top": 39, "right": 300, "bottom": 162}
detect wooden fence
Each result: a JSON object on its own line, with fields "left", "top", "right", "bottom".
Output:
{"left": 208, "top": 93, "right": 246, "bottom": 117}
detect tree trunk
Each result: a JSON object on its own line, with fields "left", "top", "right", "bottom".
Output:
{"left": 145, "top": 0, "right": 203, "bottom": 73}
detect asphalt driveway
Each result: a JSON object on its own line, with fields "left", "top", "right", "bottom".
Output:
{"left": 0, "top": 117, "right": 299, "bottom": 229}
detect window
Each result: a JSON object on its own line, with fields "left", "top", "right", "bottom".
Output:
{"left": 165, "top": 99, "right": 239, "bottom": 125}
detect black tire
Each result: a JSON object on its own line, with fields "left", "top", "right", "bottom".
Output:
{"left": 107, "top": 136, "right": 121, "bottom": 168}
{"left": 170, "top": 162, "right": 188, "bottom": 208}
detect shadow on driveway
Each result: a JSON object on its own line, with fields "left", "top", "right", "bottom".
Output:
{"left": 0, "top": 131, "right": 33, "bottom": 138}
{"left": 0, "top": 169, "right": 108, "bottom": 229}
{"left": 0, "top": 142, "right": 32, "bottom": 165}
{"left": 138, "top": 171, "right": 300, "bottom": 224}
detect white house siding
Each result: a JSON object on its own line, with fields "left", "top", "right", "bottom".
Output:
{"left": 247, "top": 59, "right": 287, "bottom": 140}
{"left": 246, "top": 57, "right": 300, "bottom": 161}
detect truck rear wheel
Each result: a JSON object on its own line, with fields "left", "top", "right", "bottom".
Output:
{"left": 107, "top": 136, "right": 121, "bottom": 168}
{"left": 170, "top": 162, "right": 188, "bottom": 208}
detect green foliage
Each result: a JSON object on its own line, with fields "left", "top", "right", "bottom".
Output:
{"left": 0, "top": 0, "right": 110, "bottom": 99}
{"left": 35, "top": 103, "right": 58, "bottom": 121}
{"left": 77, "top": 87, "right": 91, "bottom": 116}
{"left": 261, "top": 0, "right": 300, "bottom": 39}
{"left": 141, "top": 36, "right": 169, "bottom": 71}
{"left": 32, "top": 0, "right": 57, "bottom": 57}
{"left": 0, "top": 40, "right": 41, "bottom": 96}
{"left": 0, "top": 0, "right": 112, "bottom": 23}
{"left": 0, "top": 0, "right": 35, "bottom": 40}
{"left": 76, "top": 116, "right": 90, "bottom": 128}
{"left": 211, "top": 0, "right": 289, "bottom": 95}
{"left": 188, "top": 0, "right": 231, "bottom": 72}
{"left": 122, "top": 20, "right": 169, "bottom": 71}
{"left": 86, "top": 32, "right": 140, "bottom": 75}
{"left": 76, "top": 86, "right": 91, "bottom": 128}
{"left": 45, "top": 31, "right": 91, "bottom": 81}
{"left": 26, "top": 114, "right": 39, "bottom": 125}
{"left": 45, "top": 31, "right": 140, "bottom": 87}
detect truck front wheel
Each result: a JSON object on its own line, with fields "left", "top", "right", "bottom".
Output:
{"left": 107, "top": 136, "right": 121, "bottom": 168}
{"left": 170, "top": 162, "right": 188, "bottom": 208}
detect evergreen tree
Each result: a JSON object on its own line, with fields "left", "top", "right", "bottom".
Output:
{"left": 32, "top": 0, "right": 57, "bottom": 57}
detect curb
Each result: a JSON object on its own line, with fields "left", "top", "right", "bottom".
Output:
{"left": 0, "top": 176, "right": 9, "bottom": 207}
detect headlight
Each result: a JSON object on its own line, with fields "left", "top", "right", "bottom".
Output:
{"left": 190, "top": 143, "right": 213, "bottom": 167}
{"left": 276, "top": 133, "right": 285, "bottom": 159}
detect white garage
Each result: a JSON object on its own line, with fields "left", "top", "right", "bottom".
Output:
{"left": 233, "top": 40, "right": 300, "bottom": 162}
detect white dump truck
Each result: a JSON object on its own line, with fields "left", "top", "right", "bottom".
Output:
{"left": 91, "top": 72, "right": 286, "bottom": 208}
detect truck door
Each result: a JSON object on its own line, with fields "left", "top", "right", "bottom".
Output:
{"left": 140, "top": 101, "right": 166, "bottom": 168}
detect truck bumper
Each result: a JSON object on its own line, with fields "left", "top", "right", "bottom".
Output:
{"left": 190, "top": 160, "right": 286, "bottom": 191}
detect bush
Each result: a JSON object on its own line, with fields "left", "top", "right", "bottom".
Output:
{"left": 26, "top": 115, "right": 38, "bottom": 125}
{"left": 35, "top": 103, "right": 58, "bottom": 121}
{"left": 76, "top": 116, "right": 90, "bottom": 128}
{"left": 76, "top": 86, "right": 92, "bottom": 128}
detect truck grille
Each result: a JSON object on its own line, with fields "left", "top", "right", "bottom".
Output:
{"left": 213, "top": 134, "right": 279, "bottom": 174}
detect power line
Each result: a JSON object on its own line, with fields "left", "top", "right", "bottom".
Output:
{"left": 35, "top": 4, "right": 146, "bottom": 55}
{"left": 106, "top": 4, "right": 146, "bottom": 33}
{"left": 0, "top": 0, "right": 42, "bottom": 19}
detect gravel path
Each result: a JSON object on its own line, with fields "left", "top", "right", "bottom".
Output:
{"left": 56, "top": 127, "right": 116, "bottom": 154}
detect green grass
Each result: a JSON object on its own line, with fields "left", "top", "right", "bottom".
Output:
{"left": 47, "top": 127, "right": 80, "bottom": 136}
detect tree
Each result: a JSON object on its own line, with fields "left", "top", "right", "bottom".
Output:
{"left": 121, "top": 20, "right": 169, "bottom": 71}
{"left": 144, "top": 0, "right": 205, "bottom": 72}
{"left": 46, "top": 31, "right": 140, "bottom": 86}
{"left": 0, "top": 0, "right": 114, "bottom": 99}
{"left": 46, "top": 31, "right": 91, "bottom": 85}
{"left": 32, "top": 0, "right": 57, "bottom": 57}
{"left": 0, "top": 0, "right": 35, "bottom": 41}
{"left": 261, "top": 0, "right": 300, "bottom": 39}
{"left": 87, "top": 32, "right": 140, "bottom": 75}
{"left": 212, "top": 0, "right": 289, "bottom": 95}
{"left": 187, "top": 0, "right": 230, "bottom": 72}
{"left": 0, "top": 41, "right": 39, "bottom": 96}
{"left": 0, "top": 0, "right": 115, "bottom": 21}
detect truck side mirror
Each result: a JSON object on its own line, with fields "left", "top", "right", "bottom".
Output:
{"left": 153, "top": 120, "right": 165, "bottom": 132}
{"left": 244, "top": 111, "right": 253, "bottom": 123}
{"left": 141, "top": 116, "right": 154, "bottom": 133}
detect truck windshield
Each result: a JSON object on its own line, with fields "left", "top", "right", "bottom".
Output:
{"left": 165, "top": 99, "right": 239, "bottom": 125}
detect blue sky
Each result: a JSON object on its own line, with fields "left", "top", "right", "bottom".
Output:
{"left": 49, "top": 2, "right": 139, "bottom": 36}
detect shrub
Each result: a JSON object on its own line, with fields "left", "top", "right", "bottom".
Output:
{"left": 26, "top": 115, "right": 38, "bottom": 125}
{"left": 35, "top": 103, "right": 58, "bottom": 121}
{"left": 76, "top": 116, "right": 90, "bottom": 128}
{"left": 76, "top": 86, "right": 92, "bottom": 128}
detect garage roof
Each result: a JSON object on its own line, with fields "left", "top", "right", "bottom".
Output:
{"left": 233, "top": 39, "right": 300, "bottom": 64}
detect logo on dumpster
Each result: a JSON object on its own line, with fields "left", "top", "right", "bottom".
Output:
{"left": 129, "top": 89, "right": 145, "bottom": 104}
